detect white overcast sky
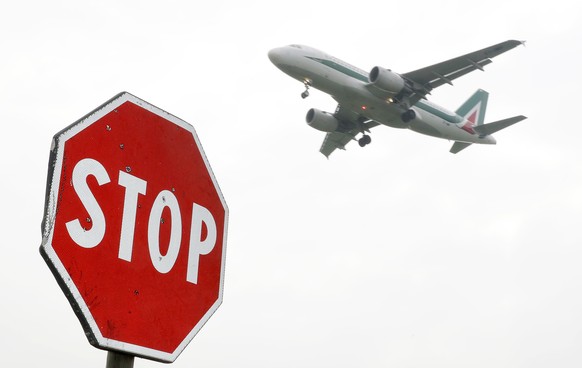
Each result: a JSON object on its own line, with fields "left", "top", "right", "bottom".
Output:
{"left": 2, "top": 1, "right": 582, "bottom": 367}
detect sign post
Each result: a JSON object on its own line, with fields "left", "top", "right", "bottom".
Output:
{"left": 40, "top": 92, "right": 228, "bottom": 364}
{"left": 106, "top": 352, "right": 134, "bottom": 368}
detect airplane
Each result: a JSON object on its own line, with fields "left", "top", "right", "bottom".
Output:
{"left": 268, "top": 41, "right": 526, "bottom": 157}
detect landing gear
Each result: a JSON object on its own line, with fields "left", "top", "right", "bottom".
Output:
{"left": 358, "top": 134, "right": 372, "bottom": 147}
{"left": 301, "top": 79, "right": 311, "bottom": 99}
{"left": 401, "top": 109, "right": 416, "bottom": 123}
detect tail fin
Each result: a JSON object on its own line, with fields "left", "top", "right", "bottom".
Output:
{"left": 455, "top": 89, "right": 489, "bottom": 126}
{"left": 449, "top": 89, "right": 489, "bottom": 153}
{"left": 449, "top": 90, "right": 526, "bottom": 154}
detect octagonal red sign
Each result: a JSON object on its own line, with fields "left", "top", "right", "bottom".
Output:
{"left": 40, "top": 92, "right": 228, "bottom": 362}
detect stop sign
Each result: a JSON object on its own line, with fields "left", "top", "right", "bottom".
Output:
{"left": 40, "top": 92, "right": 228, "bottom": 363}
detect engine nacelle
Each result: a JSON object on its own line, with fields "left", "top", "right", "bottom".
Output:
{"left": 305, "top": 108, "right": 340, "bottom": 133}
{"left": 368, "top": 66, "right": 405, "bottom": 96}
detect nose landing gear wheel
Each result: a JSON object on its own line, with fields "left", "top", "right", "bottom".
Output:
{"left": 301, "top": 79, "right": 311, "bottom": 99}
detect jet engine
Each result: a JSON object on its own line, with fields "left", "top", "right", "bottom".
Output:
{"left": 368, "top": 66, "right": 406, "bottom": 96}
{"left": 305, "top": 108, "right": 340, "bottom": 132}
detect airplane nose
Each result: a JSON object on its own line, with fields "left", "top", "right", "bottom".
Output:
{"left": 268, "top": 47, "right": 284, "bottom": 65}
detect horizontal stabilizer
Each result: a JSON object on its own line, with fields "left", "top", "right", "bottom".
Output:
{"left": 473, "top": 115, "right": 527, "bottom": 136}
{"left": 450, "top": 141, "right": 472, "bottom": 154}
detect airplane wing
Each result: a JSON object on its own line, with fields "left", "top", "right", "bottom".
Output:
{"left": 319, "top": 105, "right": 380, "bottom": 158}
{"left": 402, "top": 40, "right": 524, "bottom": 104}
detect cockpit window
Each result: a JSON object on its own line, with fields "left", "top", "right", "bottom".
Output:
{"left": 290, "top": 44, "right": 302, "bottom": 49}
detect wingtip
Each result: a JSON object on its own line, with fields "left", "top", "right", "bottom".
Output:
{"left": 507, "top": 39, "right": 526, "bottom": 48}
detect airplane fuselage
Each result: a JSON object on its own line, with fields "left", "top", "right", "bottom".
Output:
{"left": 268, "top": 45, "right": 496, "bottom": 145}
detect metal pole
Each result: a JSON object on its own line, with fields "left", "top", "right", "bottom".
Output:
{"left": 106, "top": 351, "right": 135, "bottom": 368}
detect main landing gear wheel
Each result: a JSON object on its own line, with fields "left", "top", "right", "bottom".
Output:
{"left": 301, "top": 91, "right": 309, "bottom": 99}
{"left": 358, "top": 135, "right": 372, "bottom": 147}
{"left": 401, "top": 109, "right": 416, "bottom": 123}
